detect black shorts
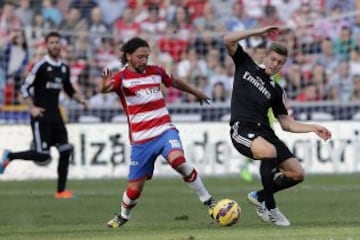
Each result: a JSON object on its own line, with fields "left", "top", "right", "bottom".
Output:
{"left": 230, "top": 121, "right": 294, "bottom": 163}
{"left": 31, "top": 119, "right": 68, "bottom": 153}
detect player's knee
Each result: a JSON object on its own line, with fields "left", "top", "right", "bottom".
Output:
{"left": 169, "top": 156, "right": 186, "bottom": 169}
{"left": 253, "top": 145, "right": 277, "bottom": 159}
{"left": 57, "top": 144, "right": 73, "bottom": 156}
{"left": 292, "top": 169, "right": 305, "bottom": 182}
{"left": 126, "top": 187, "right": 141, "bottom": 200}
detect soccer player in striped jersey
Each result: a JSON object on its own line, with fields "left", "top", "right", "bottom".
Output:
{"left": 223, "top": 26, "right": 332, "bottom": 226}
{"left": 100, "top": 37, "right": 216, "bottom": 228}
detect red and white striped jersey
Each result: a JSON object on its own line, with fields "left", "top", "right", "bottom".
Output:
{"left": 111, "top": 65, "right": 175, "bottom": 144}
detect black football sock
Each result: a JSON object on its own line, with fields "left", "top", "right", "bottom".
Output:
{"left": 57, "top": 147, "right": 72, "bottom": 192}
{"left": 272, "top": 173, "right": 303, "bottom": 193}
{"left": 257, "top": 159, "right": 277, "bottom": 210}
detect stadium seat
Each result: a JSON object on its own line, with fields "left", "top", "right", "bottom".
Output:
{"left": 220, "top": 114, "right": 231, "bottom": 121}
{"left": 171, "top": 114, "right": 202, "bottom": 122}
{"left": 111, "top": 115, "right": 128, "bottom": 123}
{"left": 352, "top": 112, "right": 360, "bottom": 120}
{"left": 78, "top": 115, "right": 101, "bottom": 123}
{"left": 309, "top": 112, "right": 334, "bottom": 121}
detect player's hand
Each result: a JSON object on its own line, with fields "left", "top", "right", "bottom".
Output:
{"left": 100, "top": 69, "right": 113, "bottom": 92}
{"left": 260, "top": 26, "right": 280, "bottom": 40}
{"left": 101, "top": 68, "right": 112, "bottom": 81}
{"left": 81, "top": 100, "right": 89, "bottom": 110}
{"left": 196, "top": 93, "right": 211, "bottom": 105}
{"left": 30, "top": 106, "right": 45, "bottom": 117}
{"left": 314, "top": 125, "right": 332, "bottom": 141}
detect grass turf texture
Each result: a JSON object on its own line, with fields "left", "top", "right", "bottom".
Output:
{"left": 0, "top": 174, "right": 359, "bottom": 240}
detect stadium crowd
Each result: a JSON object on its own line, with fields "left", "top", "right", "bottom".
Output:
{"left": 0, "top": 0, "right": 360, "bottom": 108}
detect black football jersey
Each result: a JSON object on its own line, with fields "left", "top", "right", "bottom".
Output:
{"left": 21, "top": 55, "right": 75, "bottom": 122}
{"left": 229, "top": 45, "right": 288, "bottom": 128}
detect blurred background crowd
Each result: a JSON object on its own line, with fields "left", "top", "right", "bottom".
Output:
{"left": 0, "top": 0, "right": 359, "bottom": 109}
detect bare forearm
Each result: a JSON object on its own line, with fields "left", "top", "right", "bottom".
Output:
{"left": 223, "top": 28, "right": 264, "bottom": 45}
{"left": 72, "top": 92, "right": 86, "bottom": 104}
{"left": 172, "top": 79, "right": 202, "bottom": 96}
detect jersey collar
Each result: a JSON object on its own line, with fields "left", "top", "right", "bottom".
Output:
{"left": 45, "top": 55, "right": 63, "bottom": 66}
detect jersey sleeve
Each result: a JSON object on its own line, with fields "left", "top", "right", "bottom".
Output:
{"left": 20, "top": 61, "right": 42, "bottom": 98}
{"left": 62, "top": 65, "right": 76, "bottom": 97}
{"left": 157, "top": 66, "right": 173, "bottom": 87}
{"left": 232, "top": 44, "right": 253, "bottom": 67}
{"left": 271, "top": 86, "right": 288, "bottom": 117}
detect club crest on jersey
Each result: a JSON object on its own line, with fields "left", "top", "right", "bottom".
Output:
{"left": 47, "top": 66, "right": 52, "bottom": 71}
{"left": 61, "top": 66, "right": 67, "bottom": 73}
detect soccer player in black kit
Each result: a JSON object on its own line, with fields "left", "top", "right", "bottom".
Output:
{"left": 223, "top": 26, "right": 332, "bottom": 226}
{"left": 0, "top": 31, "right": 88, "bottom": 199}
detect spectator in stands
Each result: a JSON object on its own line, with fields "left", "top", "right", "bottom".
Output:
{"left": 225, "top": 1, "right": 257, "bottom": 32}
{"left": 327, "top": 60, "right": 353, "bottom": 102}
{"left": 193, "top": 2, "right": 224, "bottom": 32}
{"left": 94, "top": 37, "right": 117, "bottom": 70}
{"left": 69, "top": 0, "right": 98, "bottom": 23}
{"left": 325, "top": 0, "right": 355, "bottom": 14}
{"left": 181, "top": 0, "right": 207, "bottom": 21}
{"left": 88, "top": 7, "right": 108, "bottom": 49}
{"left": 351, "top": 74, "right": 360, "bottom": 101}
{"left": 0, "top": 31, "right": 88, "bottom": 199}
{"left": 0, "top": 1, "right": 22, "bottom": 49}
{"left": 242, "top": 0, "right": 265, "bottom": 19}
{"left": 211, "top": 81, "right": 228, "bottom": 103}
{"left": 352, "top": 13, "right": 360, "bottom": 41}
{"left": 158, "top": 25, "right": 188, "bottom": 62}
{"left": 284, "top": 64, "right": 305, "bottom": 100}
{"left": 140, "top": 3, "right": 167, "bottom": 35}
{"left": 97, "top": 0, "right": 127, "bottom": 26}
{"left": 315, "top": 37, "right": 339, "bottom": 76}
{"left": 296, "top": 83, "right": 319, "bottom": 101}
{"left": 58, "top": 7, "right": 87, "bottom": 44}
{"left": 317, "top": 5, "right": 351, "bottom": 41}
{"left": 41, "top": 0, "right": 63, "bottom": 26}
{"left": 332, "top": 26, "right": 357, "bottom": 61}
{"left": 113, "top": 8, "right": 141, "bottom": 43}
{"left": 99, "top": 37, "right": 216, "bottom": 228}
{"left": 271, "top": 0, "right": 301, "bottom": 24}
{"left": 176, "top": 46, "right": 207, "bottom": 84}
{"left": 2, "top": 29, "right": 29, "bottom": 104}
{"left": 309, "top": 64, "right": 328, "bottom": 100}
{"left": 14, "top": 0, "right": 33, "bottom": 27}
{"left": 349, "top": 46, "right": 360, "bottom": 76}
{"left": 258, "top": 4, "right": 284, "bottom": 28}
{"left": 24, "top": 11, "right": 54, "bottom": 54}
{"left": 170, "top": 6, "right": 194, "bottom": 42}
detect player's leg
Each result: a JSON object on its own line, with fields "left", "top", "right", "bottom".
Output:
{"left": 54, "top": 123, "right": 74, "bottom": 199}
{"left": 0, "top": 120, "right": 51, "bottom": 174}
{"left": 230, "top": 122, "right": 272, "bottom": 222}
{"left": 274, "top": 157, "right": 304, "bottom": 192}
{"left": 250, "top": 137, "right": 278, "bottom": 217}
{"left": 107, "top": 179, "right": 146, "bottom": 228}
{"left": 108, "top": 139, "right": 157, "bottom": 228}
{"left": 161, "top": 129, "right": 216, "bottom": 216}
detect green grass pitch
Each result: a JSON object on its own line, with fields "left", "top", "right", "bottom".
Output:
{"left": 0, "top": 174, "right": 359, "bottom": 240}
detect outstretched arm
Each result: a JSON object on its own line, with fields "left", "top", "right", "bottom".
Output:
{"left": 277, "top": 115, "right": 332, "bottom": 141}
{"left": 223, "top": 26, "right": 280, "bottom": 56}
{"left": 172, "top": 78, "right": 210, "bottom": 105}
